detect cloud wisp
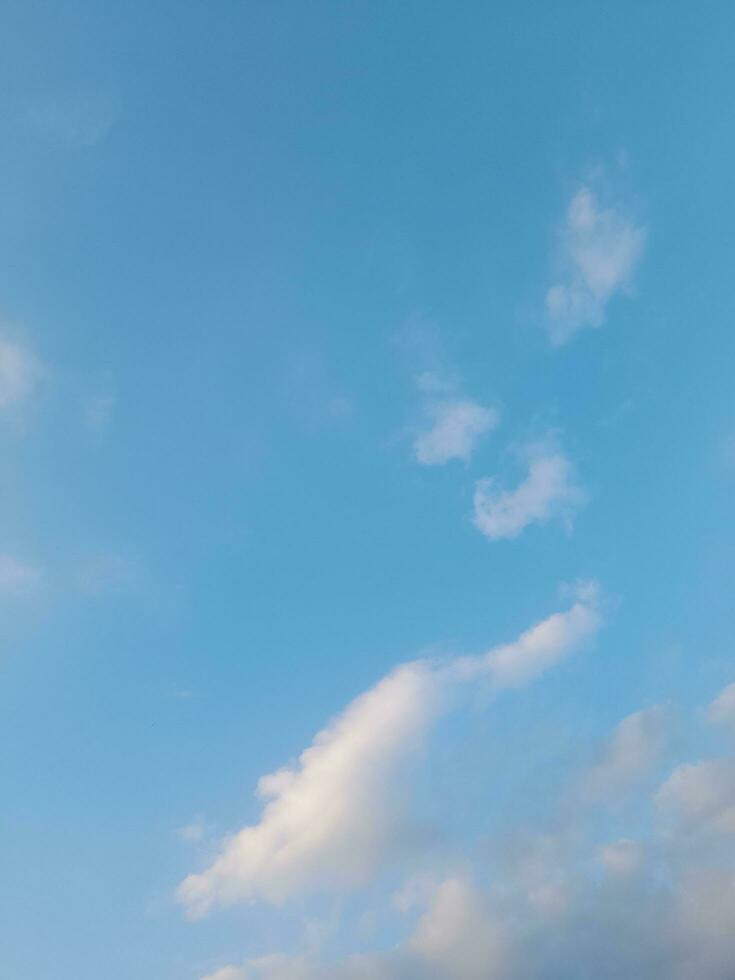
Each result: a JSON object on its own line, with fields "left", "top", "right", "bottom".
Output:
{"left": 178, "top": 587, "right": 601, "bottom": 918}
{"left": 0, "top": 554, "right": 41, "bottom": 595}
{"left": 472, "top": 440, "right": 584, "bottom": 541}
{"left": 0, "top": 336, "right": 41, "bottom": 409}
{"left": 545, "top": 184, "right": 646, "bottom": 345}
{"left": 398, "top": 316, "right": 499, "bottom": 466}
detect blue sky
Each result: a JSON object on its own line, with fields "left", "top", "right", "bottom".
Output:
{"left": 1, "top": 3, "right": 735, "bottom": 978}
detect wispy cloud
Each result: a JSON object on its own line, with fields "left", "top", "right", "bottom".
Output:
{"left": 545, "top": 183, "right": 646, "bottom": 345}
{"left": 83, "top": 389, "right": 116, "bottom": 438}
{"left": 178, "top": 587, "right": 601, "bottom": 918}
{"left": 177, "top": 819, "right": 207, "bottom": 844}
{"left": 75, "top": 554, "right": 143, "bottom": 597}
{"left": 414, "top": 398, "right": 499, "bottom": 466}
{"left": 26, "top": 90, "right": 118, "bottom": 149}
{"left": 398, "top": 314, "right": 499, "bottom": 466}
{"left": 472, "top": 439, "right": 584, "bottom": 541}
{"left": 0, "top": 554, "right": 41, "bottom": 595}
{"left": 0, "top": 336, "right": 41, "bottom": 409}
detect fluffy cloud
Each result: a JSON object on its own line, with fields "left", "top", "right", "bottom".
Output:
{"left": 472, "top": 442, "right": 583, "bottom": 541}
{"left": 0, "top": 337, "right": 41, "bottom": 408}
{"left": 199, "top": 878, "right": 511, "bottom": 980}
{"left": 179, "top": 660, "right": 439, "bottom": 915}
{"left": 545, "top": 185, "right": 646, "bottom": 345}
{"left": 179, "top": 587, "right": 601, "bottom": 917}
{"left": 202, "top": 859, "right": 735, "bottom": 980}
{"left": 198, "top": 696, "right": 735, "bottom": 980}
{"left": 577, "top": 706, "right": 669, "bottom": 802}
{"left": 414, "top": 399, "right": 499, "bottom": 465}
{"left": 707, "top": 682, "right": 735, "bottom": 730}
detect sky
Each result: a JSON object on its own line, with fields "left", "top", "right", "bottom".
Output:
{"left": 1, "top": 2, "right": 735, "bottom": 978}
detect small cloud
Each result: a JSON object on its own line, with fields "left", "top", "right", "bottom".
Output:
{"left": 399, "top": 316, "right": 499, "bottom": 467}
{"left": 177, "top": 819, "right": 206, "bottom": 843}
{"left": 414, "top": 399, "right": 499, "bottom": 466}
{"left": 0, "top": 554, "right": 41, "bottom": 595}
{"left": 545, "top": 182, "right": 646, "bottom": 345}
{"left": 472, "top": 440, "right": 584, "bottom": 541}
{"left": 0, "top": 336, "right": 41, "bottom": 409}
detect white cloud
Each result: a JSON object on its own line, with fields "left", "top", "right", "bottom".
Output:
{"left": 656, "top": 758, "right": 735, "bottom": 835}
{"left": 545, "top": 184, "right": 646, "bottom": 345}
{"left": 472, "top": 441, "right": 583, "bottom": 541}
{"left": 578, "top": 706, "right": 669, "bottom": 802}
{"left": 198, "top": 879, "right": 510, "bottom": 980}
{"left": 414, "top": 399, "right": 499, "bottom": 465}
{"left": 179, "top": 607, "right": 735, "bottom": 980}
{"left": 707, "top": 683, "right": 735, "bottom": 730}
{"left": 179, "top": 660, "right": 440, "bottom": 915}
{"left": 0, "top": 337, "right": 41, "bottom": 408}
{"left": 198, "top": 711, "right": 735, "bottom": 980}
{"left": 200, "top": 858, "right": 735, "bottom": 980}
{"left": 179, "top": 587, "right": 601, "bottom": 917}
{"left": 0, "top": 554, "right": 41, "bottom": 595}
{"left": 451, "top": 581, "right": 601, "bottom": 689}
{"left": 398, "top": 316, "right": 498, "bottom": 467}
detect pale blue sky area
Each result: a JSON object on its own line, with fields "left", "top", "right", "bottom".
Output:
{"left": 1, "top": 4, "right": 734, "bottom": 979}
